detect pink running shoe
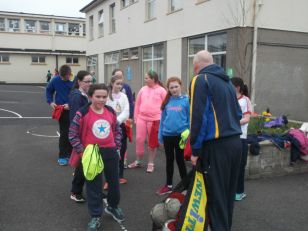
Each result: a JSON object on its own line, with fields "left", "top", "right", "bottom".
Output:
{"left": 146, "top": 163, "right": 155, "bottom": 173}
{"left": 128, "top": 160, "right": 141, "bottom": 169}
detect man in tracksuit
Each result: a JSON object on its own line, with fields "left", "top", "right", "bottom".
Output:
{"left": 189, "top": 50, "right": 242, "bottom": 231}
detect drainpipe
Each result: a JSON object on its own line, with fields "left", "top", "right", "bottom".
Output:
{"left": 250, "top": 0, "right": 263, "bottom": 112}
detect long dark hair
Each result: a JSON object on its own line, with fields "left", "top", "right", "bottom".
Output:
{"left": 161, "top": 77, "right": 182, "bottom": 110}
{"left": 88, "top": 84, "right": 109, "bottom": 97}
{"left": 147, "top": 70, "right": 164, "bottom": 88}
{"left": 72, "top": 70, "right": 91, "bottom": 89}
{"left": 108, "top": 75, "right": 123, "bottom": 101}
{"left": 231, "top": 77, "right": 249, "bottom": 97}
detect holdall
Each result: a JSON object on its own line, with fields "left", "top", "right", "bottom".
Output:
{"left": 82, "top": 144, "right": 104, "bottom": 181}
{"left": 183, "top": 138, "right": 192, "bottom": 161}
{"left": 175, "top": 161, "right": 208, "bottom": 231}
{"left": 52, "top": 105, "right": 64, "bottom": 120}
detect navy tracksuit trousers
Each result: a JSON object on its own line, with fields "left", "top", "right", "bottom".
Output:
{"left": 201, "top": 135, "right": 242, "bottom": 231}
{"left": 86, "top": 147, "right": 120, "bottom": 218}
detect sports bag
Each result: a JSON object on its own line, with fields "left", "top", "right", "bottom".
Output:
{"left": 82, "top": 144, "right": 104, "bottom": 181}
{"left": 175, "top": 161, "right": 208, "bottom": 231}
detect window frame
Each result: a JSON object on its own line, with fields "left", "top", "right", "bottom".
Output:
{"left": 39, "top": 21, "right": 50, "bottom": 34}
{"left": 89, "top": 16, "right": 94, "bottom": 40}
{"left": 0, "top": 54, "right": 10, "bottom": 63}
{"left": 187, "top": 32, "right": 227, "bottom": 87}
{"left": 98, "top": 10, "right": 104, "bottom": 37}
{"left": 55, "top": 22, "right": 67, "bottom": 35}
{"left": 68, "top": 23, "right": 80, "bottom": 36}
{"left": 145, "top": 0, "right": 156, "bottom": 21}
{"left": 0, "top": 18, "right": 6, "bottom": 31}
{"left": 169, "top": 0, "right": 183, "bottom": 13}
{"left": 66, "top": 56, "right": 79, "bottom": 65}
{"left": 31, "top": 55, "right": 46, "bottom": 64}
{"left": 8, "top": 18, "right": 20, "bottom": 32}
{"left": 24, "top": 19, "right": 37, "bottom": 33}
{"left": 109, "top": 3, "right": 116, "bottom": 34}
{"left": 142, "top": 43, "right": 165, "bottom": 84}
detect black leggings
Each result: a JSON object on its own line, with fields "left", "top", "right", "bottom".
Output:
{"left": 58, "top": 110, "right": 72, "bottom": 158}
{"left": 163, "top": 136, "right": 187, "bottom": 186}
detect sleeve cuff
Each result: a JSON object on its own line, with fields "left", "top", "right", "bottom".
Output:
{"left": 192, "top": 148, "right": 202, "bottom": 157}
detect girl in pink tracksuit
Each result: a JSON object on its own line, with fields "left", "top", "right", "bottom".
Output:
{"left": 128, "top": 70, "right": 167, "bottom": 173}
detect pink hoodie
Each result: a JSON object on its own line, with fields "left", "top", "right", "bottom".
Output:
{"left": 134, "top": 84, "right": 167, "bottom": 121}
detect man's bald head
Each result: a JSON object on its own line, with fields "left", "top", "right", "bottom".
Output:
{"left": 193, "top": 50, "right": 214, "bottom": 74}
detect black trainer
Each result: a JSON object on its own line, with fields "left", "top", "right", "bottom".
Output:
{"left": 70, "top": 193, "right": 86, "bottom": 203}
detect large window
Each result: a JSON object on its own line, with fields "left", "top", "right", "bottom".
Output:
{"left": 105, "top": 52, "right": 119, "bottom": 82}
{"left": 98, "top": 10, "right": 104, "bottom": 37}
{"left": 146, "top": 0, "right": 156, "bottom": 20}
{"left": 0, "top": 18, "right": 5, "bottom": 31}
{"left": 39, "top": 21, "right": 50, "bottom": 34}
{"left": 8, "top": 19, "right": 19, "bottom": 32}
{"left": 25, "top": 20, "right": 36, "bottom": 33}
{"left": 0, "top": 54, "right": 10, "bottom": 63}
{"left": 68, "top": 23, "right": 79, "bottom": 35}
{"left": 89, "top": 16, "right": 94, "bottom": 40}
{"left": 66, "top": 56, "right": 79, "bottom": 64}
{"left": 187, "top": 33, "right": 227, "bottom": 87}
{"left": 87, "top": 55, "right": 98, "bottom": 75}
{"left": 142, "top": 43, "right": 165, "bottom": 84}
{"left": 32, "top": 56, "right": 46, "bottom": 64}
{"left": 169, "top": 0, "right": 183, "bottom": 12}
{"left": 109, "top": 3, "right": 116, "bottom": 34}
{"left": 55, "top": 22, "right": 66, "bottom": 35}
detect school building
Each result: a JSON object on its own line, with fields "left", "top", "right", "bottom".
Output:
{"left": 80, "top": 0, "right": 308, "bottom": 121}
{"left": 0, "top": 11, "right": 87, "bottom": 84}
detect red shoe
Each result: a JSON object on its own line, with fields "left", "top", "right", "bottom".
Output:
{"left": 103, "top": 182, "right": 109, "bottom": 190}
{"left": 156, "top": 185, "right": 172, "bottom": 196}
{"left": 119, "top": 178, "right": 128, "bottom": 184}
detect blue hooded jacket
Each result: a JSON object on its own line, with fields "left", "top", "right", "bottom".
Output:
{"left": 158, "top": 95, "right": 190, "bottom": 144}
{"left": 189, "top": 64, "right": 242, "bottom": 156}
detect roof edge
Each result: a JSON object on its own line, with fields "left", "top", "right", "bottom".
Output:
{"left": 80, "top": 0, "right": 104, "bottom": 13}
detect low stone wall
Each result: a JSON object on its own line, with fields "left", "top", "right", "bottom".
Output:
{"left": 246, "top": 141, "right": 308, "bottom": 179}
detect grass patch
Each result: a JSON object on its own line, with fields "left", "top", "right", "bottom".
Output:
{"left": 248, "top": 116, "right": 302, "bottom": 135}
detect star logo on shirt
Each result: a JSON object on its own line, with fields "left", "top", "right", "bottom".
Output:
{"left": 98, "top": 124, "right": 106, "bottom": 133}
{"left": 92, "top": 119, "right": 110, "bottom": 139}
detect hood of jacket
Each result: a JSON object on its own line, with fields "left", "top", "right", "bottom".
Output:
{"left": 199, "top": 64, "right": 230, "bottom": 82}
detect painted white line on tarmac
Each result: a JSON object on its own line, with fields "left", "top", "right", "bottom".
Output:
{"left": 0, "top": 117, "right": 51, "bottom": 119}
{"left": 37, "top": 86, "right": 46, "bottom": 89}
{"left": 0, "top": 90, "right": 43, "bottom": 94}
{"left": 0, "top": 108, "right": 22, "bottom": 118}
{"left": 26, "top": 127, "right": 60, "bottom": 138}
{"left": 0, "top": 101, "right": 19, "bottom": 104}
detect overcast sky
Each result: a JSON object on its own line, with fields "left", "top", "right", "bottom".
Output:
{"left": 0, "top": 0, "right": 91, "bottom": 17}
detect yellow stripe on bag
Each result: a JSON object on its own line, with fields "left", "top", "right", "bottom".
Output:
{"left": 181, "top": 171, "right": 207, "bottom": 231}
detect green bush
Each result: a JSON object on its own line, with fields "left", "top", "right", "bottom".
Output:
{"left": 248, "top": 116, "right": 302, "bottom": 135}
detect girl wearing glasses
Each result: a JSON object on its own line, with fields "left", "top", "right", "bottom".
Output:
{"left": 68, "top": 70, "right": 93, "bottom": 203}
